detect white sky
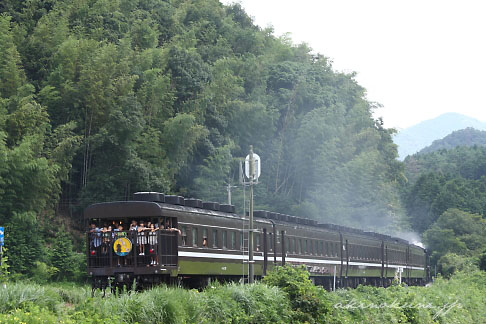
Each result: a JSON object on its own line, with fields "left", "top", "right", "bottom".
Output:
{"left": 221, "top": 0, "right": 486, "bottom": 129}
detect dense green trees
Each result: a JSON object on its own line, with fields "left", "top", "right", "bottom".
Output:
{"left": 0, "top": 0, "right": 485, "bottom": 282}
{"left": 403, "top": 144, "right": 486, "bottom": 274}
{"left": 423, "top": 209, "right": 486, "bottom": 276}
{"left": 418, "top": 127, "right": 486, "bottom": 155}
{"left": 404, "top": 147, "right": 486, "bottom": 233}
{"left": 0, "top": 0, "right": 408, "bottom": 278}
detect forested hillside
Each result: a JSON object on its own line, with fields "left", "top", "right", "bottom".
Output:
{"left": 403, "top": 146, "right": 486, "bottom": 272}
{"left": 393, "top": 112, "right": 486, "bottom": 159}
{"left": 418, "top": 127, "right": 486, "bottom": 155}
{"left": 0, "top": 0, "right": 407, "bottom": 276}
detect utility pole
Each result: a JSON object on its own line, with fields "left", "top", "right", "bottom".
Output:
{"left": 226, "top": 181, "right": 237, "bottom": 205}
{"left": 248, "top": 146, "right": 255, "bottom": 283}
{"left": 242, "top": 146, "right": 260, "bottom": 284}
{"left": 0, "top": 226, "right": 4, "bottom": 269}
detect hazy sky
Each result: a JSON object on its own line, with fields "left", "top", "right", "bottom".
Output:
{"left": 221, "top": 0, "right": 486, "bottom": 129}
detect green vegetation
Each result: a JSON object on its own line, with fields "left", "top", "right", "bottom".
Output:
{"left": 0, "top": 1, "right": 485, "bottom": 321}
{"left": 401, "top": 143, "right": 486, "bottom": 275}
{"left": 0, "top": 0, "right": 408, "bottom": 280}
{"left": 418, "top": 127, "right": 486, "bottom": 155}
{"left": 0, "top": 266, "right": 485, "bottom": 323}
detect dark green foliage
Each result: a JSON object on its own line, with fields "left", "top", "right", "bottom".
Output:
{"left": 0, "top": 247, "right": 10, "bottom": 283}
{"left": 404, "top": 143, "right": 486, "bottom": 276}
{"left": 49, "top": 227, "right": 79, "bottom": 281}
{"left": 405, "top": 145, "right": 486, "bottom": 184}
{"left": 436, "top": 253, "right": 470, "bottom": 278}
{"left": 5, "top": 212, "right": 44, "bottom": 276}
{"left": 0, "top": 0, "right": 409, "bottom": 280}
{"left": 405, "top": 172, "right": 486, "bottom": 233}
{"left": 423, "top": 208, "right": 486, "bottom": 274}
{"left": 0, "top": 0, "right": 404, "bottom": 226}
{"left": 263, "top": 265, "right": 332, "bottom": 323}
{"left": 479, "top": 251, "right": 486, "bottom": 271}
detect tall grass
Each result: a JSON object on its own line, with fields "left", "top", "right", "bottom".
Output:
{"left": 0, "top": 282, "right": 60, "bottom": 313}
{"left": 76, "top": 283, "right": 290, "bottom": 324}
{"left": 201, "top": 283, "right": 291, "bottom": 323}
{"left": 1, "top": 270, "right": 486, "bottom": 324}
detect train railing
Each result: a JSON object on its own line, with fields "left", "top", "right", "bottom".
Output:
{"left": 87, "top": 230, "right": 178, "bottom": 268}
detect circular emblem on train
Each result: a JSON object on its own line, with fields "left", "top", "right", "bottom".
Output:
{"left": 113, "top": 237, "right": 132, "bottom": 256}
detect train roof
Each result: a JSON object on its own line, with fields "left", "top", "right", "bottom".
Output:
{"left": 84, "top": 192, "right": 420, "bottom": 248}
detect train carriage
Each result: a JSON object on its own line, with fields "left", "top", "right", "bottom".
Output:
{"left": 85, "top": 192, "right": 428, "bottom": 290}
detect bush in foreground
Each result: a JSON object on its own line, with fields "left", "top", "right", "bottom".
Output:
{"left": 1, "top": 268, "right": 486, "bottom": 323}
{"left": 263, "top": 265, "right": 332, "bottom": 323}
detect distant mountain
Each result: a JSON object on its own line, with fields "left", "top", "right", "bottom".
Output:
{"left": 393, "top": 113, "right": 486, "bottom": 159}
{"left": 418, "top": 127, "right": 486, "bottom": 154}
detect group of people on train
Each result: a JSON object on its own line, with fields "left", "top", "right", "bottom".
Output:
{"left": 88, "top": 219, "right": 180, "bottom": 266}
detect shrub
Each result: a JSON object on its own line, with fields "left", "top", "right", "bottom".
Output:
{"left": 0, "top": 247, "right": 9, "bottom": 283}
{"left": 0, "top": 304, "right": 60, "bottom": 324}
{"left": 263, "top": 265, "right": 332, "bottom": 323}
{"left": 31, "top": 261, "right": 59, "bottom": 284}
{"left": 479, "top": 251, "right": 486, "bottom": 271}
{"left": 437, "top": 253, "right": 469, "bottom": 278}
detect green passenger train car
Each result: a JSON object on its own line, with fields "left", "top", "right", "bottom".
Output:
{"left": 85, "top": 192, "right": 428, "bottom": 290}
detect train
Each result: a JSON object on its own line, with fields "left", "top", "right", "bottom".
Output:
{"left": 85, "top": 192, "right": 429, "bottom": 291}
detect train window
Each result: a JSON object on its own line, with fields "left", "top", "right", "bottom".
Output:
{"left": 314, "top": 241, "right": 318, "bottom": 255}
{"left": 298, "top": 239, "right": 302, "bottom": 254}
{"left": 288, "top": 237, "right": 293, "bottom": 253}
{"left": 302, "top": 240, "right": 307, "bottom": 254}
{"left": 212, "top": 229, "right": 218, "bottom": 248}
{"left": 202, "top": 228, "right": 208, "bottom": 247}
{"left": 230, "top": 231, "right": 236, "bottom": 250}
{"left": 181, "top": 226, "right": 187, "bottom": 246}
{"left": 192, "top": 227, "right": 198, "bottom": 247}
{"left": 255, "top": 233, "right": 260, "bottom": 252}
{"left": 320, "top": 241, "right": 324, "bottom": 256}
{"left": 269, "top": 233, "right": 273, "bottom": 251}
{"left": 222, "top": 231, "right": 227, "bottom": 249}
{"left": 240, "top": 232, "right": 244, "bottom": 250}
{"left": 309, "top": 240, "right": 313, "bottom": 254}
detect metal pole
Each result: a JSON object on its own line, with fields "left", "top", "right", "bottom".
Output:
{"left": 333, "top": 265, "right": 336, "bottom": 291}
{"left": 242, "top": 171, "right": 246, "bottom": 283}
{"left": 227, "top": 183, "right": 232, "bottom": 205}
{"left": 248, "top": 146, "right": 255, "bottom": 284}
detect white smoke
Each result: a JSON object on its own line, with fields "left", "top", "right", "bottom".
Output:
{"left": 393, "top": 231, "right": 425, "bottom": 249}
